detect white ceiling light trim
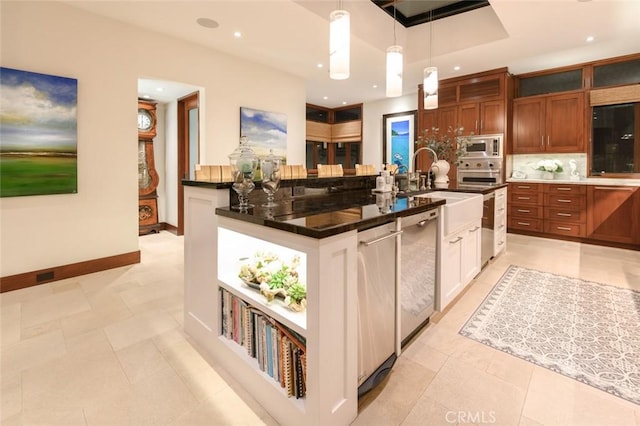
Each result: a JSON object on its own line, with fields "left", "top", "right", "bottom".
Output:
{"left": 329, "top": 8, "right": 350, "bottom": 80}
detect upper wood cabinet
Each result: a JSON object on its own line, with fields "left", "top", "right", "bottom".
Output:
{"left": 458, "top": 100, "right": 505, "bottom": 135}
{"left": 418, "top": 68, "right": 512, "bottom": 139}
{"left": 513, "top": 92, "right": 584, "bottom": 153}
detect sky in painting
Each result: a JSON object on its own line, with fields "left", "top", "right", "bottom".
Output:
{"left": 0, "top": 67, "right": 77, "bottom": 153}
{"left": 240, "top": 107, "right": 287, "bottom": 159}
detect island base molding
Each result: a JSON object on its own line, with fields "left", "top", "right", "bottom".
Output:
{"left": 0, "top": 250, "right": 141, "bottom": 293}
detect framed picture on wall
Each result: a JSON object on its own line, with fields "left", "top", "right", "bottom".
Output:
{"left": 0, "top": 67, "right": 78, "bottom": 197}
{"left": 240, "top": 106, "right": 287, "bottom": 162}
{"left": 382, "top": 110, "right": 416, "bottom": 174}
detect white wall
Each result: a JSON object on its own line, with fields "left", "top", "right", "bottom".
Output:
{"left": 0, "top": 1, "right": 305, "bottom": 277}
{"left": 362, "top": 94, "right": 418, "bottom": 170}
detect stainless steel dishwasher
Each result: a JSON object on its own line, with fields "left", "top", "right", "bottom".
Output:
{"left": 357, "top": 221, "right": 401, "bottom": 397}
{"left": 399, "top": 208, "right": 439, "bottom": 346}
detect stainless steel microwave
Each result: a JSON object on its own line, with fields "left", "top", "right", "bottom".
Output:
{"left": 462, "top": 134, "right": 503, "bottom": 158}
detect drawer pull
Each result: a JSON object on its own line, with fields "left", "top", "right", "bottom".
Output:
{"left": 517, "top": 196, "right": 531, "bottom": 200}
{"left": 498, "top": 241, "right": 505, "bottom": 246}
{"left": 594, "top": 186, "right": 634, "bottom": 191}
{"left": 516, "top": 186, "right": 530, "bottom": 189}
{"left": 470, "top": 226, "right": 480, "bottom": 232}
{"left": 499, "top": 225, "right": 505, "bottom": 230}
{"left": 517, "top": 209, "right": 531, "bottom": 213}
{"left": 556, "top": 187, "right": 572, "bottom": 191}
{"left": 449, "top": 236, "right": 463, "bottom": 244}
{"left": 517, "top": 221, "right": 531, "bottom": 226}
{"left": 556, "top": 213, "right": 572, "bottom": 217}
{"left": 557, "top": 199, "right": 572, "bottom": 203}
{"left": 498, "top": 208, "right": 505, "bottom": 212}
{"left": 557, "top": 226, "right": 572, "bottom": 231}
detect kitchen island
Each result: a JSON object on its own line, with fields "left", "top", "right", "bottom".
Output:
{"left": 182, "top": 178, "right": 505, "bottom": 425}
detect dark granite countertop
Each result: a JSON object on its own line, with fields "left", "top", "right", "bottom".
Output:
{"left": 215, "top": 192, "right": 446, "bottom": 239}
{"left": 185, "top": 176, "right": 506, "bottom": 238}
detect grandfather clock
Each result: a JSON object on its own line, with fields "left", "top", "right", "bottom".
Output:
{"left": 137, "top": 100, "right": 161, "bottom": 235}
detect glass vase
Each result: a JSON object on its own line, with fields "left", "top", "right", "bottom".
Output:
{"left": 261, "top": 149, "right": 281, "bottom": 208}
{"left": 229, "top": 136, "right": 258, "bottom": 210}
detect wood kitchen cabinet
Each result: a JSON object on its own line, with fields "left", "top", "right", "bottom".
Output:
{"left": 587, "top": 185, "right": 640, "bottom": 245}
{"left": 543, "top": 184, "right": 587, "bottom": 237}
{"left": 508, "top": 182, "right": 544, "bottom": 232}
{"left": 512, "top": 92, "right": 584, "bottom": 153}
{"left": 459, "top": 100, "right": 505, "bottom": 136}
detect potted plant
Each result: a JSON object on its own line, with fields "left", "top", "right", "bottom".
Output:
{"left": 536, "top": 159, "right": 563, "bottom": 179}
{"left": 416, "top": 126, "right": 471, "bottom": 185}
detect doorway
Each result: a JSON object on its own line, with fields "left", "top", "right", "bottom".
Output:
{"left": 177, "top": 92, "right": 199, "bottom": 236}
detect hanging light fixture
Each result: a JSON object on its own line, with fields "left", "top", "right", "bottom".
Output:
{"left": 329, "top": 1, "right": 350, "bottom": 80}
{"left": 423, "top": 9, "right": 438, "bottom": 109}
{"left": 386, "top": 1, "right": 402, "bottom": 97}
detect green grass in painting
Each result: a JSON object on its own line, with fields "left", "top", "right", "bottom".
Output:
{"left": 0, "top": 155, "right": 77, "bottom": 197}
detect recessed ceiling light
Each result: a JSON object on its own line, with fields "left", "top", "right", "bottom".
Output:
{"left": 317, "top": 63, "right": 323, "bottom": 68}
{"left": 143, "top": 94, "right": 151, "bottom": 99}
{"left": 196, "top": 18, "right": 219, "bottom": 29}
{"left": 156, "top": 87, "right": 164, "bottom": 92}
{"left": 373, "top": 84, "right": 378, "bottom": 89}
{"left": 586, "top": 35, "right": 595, "bottom": 42}
{"left": 323, "top": 96, "right": 328, "bottom": 100}
{"left": 453, "top": 66, "right": 461, "bottom": 71}
{"left": 234, "top": 31, "right": 242, "bottom": 38}
{"left": 342, "top": 101, "right": 347, "bottom": 105}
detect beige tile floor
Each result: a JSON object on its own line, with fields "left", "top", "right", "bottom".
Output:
{"left": 2, "top": 231, "right": 640, "bottom": 425}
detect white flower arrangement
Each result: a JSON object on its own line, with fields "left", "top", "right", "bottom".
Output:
{"left": 536, "top": 159, "right": 564, "bottom": 173}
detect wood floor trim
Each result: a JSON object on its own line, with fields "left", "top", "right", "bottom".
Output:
{"left": 0, "top": 250, "right": 141, "bottom": 293}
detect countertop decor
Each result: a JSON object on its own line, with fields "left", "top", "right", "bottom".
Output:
{"left": 416, "top": 126, "right": 470, "bottom": 165}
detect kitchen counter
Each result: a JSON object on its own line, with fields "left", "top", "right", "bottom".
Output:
{"left": 507, "top": 177, "right": 640, "bottom": 186}
{"left": 215, "top": 192, "right": 445, "bottom": 239}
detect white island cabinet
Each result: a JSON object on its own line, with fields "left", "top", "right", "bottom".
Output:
{"left": 183, "top": 186, "right": 358, "bottom": 426}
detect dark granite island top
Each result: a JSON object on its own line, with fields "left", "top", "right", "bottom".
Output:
{"left": 183, "top": 176, "right": 506, "bottom": 238}
{"left": 215, "top": 192, "right": 446, "bottom": 239}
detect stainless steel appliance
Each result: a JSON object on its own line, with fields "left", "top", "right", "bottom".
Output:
{"left": 464, "top": 134, "right": 504, "bottom": 158}
{"left": 457, "top": 134, "right": 505, "bottom": 186}
{"left": 400, "top": 208, "right": 438, "bottom": 346}
{"left": 481, "top": 192, "right": 495, "bottom": 268}
{"left": 357, "top": 222, "right": 401, "bottom": 397}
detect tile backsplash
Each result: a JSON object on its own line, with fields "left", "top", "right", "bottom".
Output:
{"left": 507, "top": 153, "right": 587, "bottom": 180}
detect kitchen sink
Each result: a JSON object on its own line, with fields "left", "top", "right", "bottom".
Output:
{"left": 415, "top": 191, "right": 483, "bottom": 235}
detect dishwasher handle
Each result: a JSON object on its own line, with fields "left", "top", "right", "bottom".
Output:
{"left": 360, "top": 230, "right": 403, "bottom": 246}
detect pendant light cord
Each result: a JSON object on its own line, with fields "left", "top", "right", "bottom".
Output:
{"left": 393, "top": 1, "right": 397, "bottom": 45}
{"left": 428, "top": 9, "right": 433, "bottom": 66}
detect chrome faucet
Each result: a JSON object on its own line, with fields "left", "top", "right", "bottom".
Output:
{"left": 411, "top": 147, "right": 439, "bottom": 173}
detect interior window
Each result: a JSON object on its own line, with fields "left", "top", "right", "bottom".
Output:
{"left": 591, "top": 102, "right": 639, "bottom": 175}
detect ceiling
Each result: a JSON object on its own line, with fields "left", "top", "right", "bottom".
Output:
{"left": 65, "top": 0, "right": 640, "bottom": 108}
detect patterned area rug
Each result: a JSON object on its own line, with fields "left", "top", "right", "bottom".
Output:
{"left": 460, "top": 265, "right": 640, "bottom": 406}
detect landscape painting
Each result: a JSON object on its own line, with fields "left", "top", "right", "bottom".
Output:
{"left": 0, "top": 67, "right": 78, "bottom": 197}
{"left": 240, "top": 107, "right": 287, "bottom": 162}
{"left": 383, "top": 110, "right": 416, "bottom": 173}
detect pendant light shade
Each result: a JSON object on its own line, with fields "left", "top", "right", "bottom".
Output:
{"left": 329, "top": 9, "right": 350, "bottom": 80}
{"left": 423, "top": 10, "right": 438, "bottom": 110}
{"left": 386, "top": 45, "right": 403, "bottom": 97}
{"left": 423, "top": 66, "right": 438, "bottom": 109}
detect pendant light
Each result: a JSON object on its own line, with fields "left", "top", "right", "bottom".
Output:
{"left": 423, "top": 10, "right": 438, "bottom": 109}
{"left": 330, "top": 1, "right": 350, "bottom": 80}
{"left": 386, "top": 1, "right": 402, "bottom": 97}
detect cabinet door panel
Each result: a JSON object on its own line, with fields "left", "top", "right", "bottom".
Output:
{"left": 461, "top": 226, "right": 481, "bottom": 285}
{"left": 440, "top": 235, "right": 463, "bottom": 310}
{"left": 459, "top": 103, "right": 478, "bottom": 135}
{"left": 480, "top": 100, "right": 505, "bottom": 135}
{"left": 587, "top": 186, "right": 640, "bottom": 244}
{"left": 513, "top": 98, "right": 545, "bottom": 153}
{"left": 546, "top": 93, "right": 584, "bottom": 152}
{"left": 438, "top": 106, "right": 458, "bottom": 132}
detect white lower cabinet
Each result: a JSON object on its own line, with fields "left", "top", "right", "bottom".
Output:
{"left": 183, "top": 187, "right": 358, "bottom": 426}
{"left": 494, "top": 187, "right": 507, "bottom": 257}
{"left": 438, "top": 218, "right": 482, "bottom": 311}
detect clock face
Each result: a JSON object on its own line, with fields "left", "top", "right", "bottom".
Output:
{"left": 138, "top": 109, "right": 153, "bottom": 131}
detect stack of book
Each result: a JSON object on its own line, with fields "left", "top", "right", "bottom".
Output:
{"left": 220, "top": 288, "right": 306, "bottom": 399}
